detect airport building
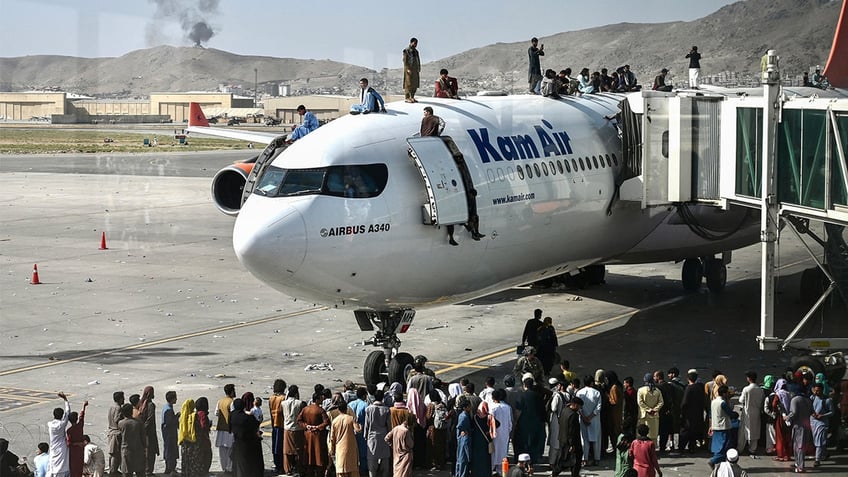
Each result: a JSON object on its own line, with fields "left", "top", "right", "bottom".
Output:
{"left": 0, "top": 91, "right": 405, "bottom": 124}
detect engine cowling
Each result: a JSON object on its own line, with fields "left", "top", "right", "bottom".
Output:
{"left": 211, "top": 162, "right": 255, "bottom": 216}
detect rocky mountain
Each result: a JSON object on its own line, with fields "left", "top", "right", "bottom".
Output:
{"left": 0, "top": 0, "right": 840, "bottom": 97}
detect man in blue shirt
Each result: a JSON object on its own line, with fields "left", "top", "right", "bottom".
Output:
{"left": 287, "top": 105, "right": 319, "bottom": 143}
{"left": 350, "top": 78, "right": 386, "bottom": 115}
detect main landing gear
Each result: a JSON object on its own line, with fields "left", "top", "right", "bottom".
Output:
{"left": 681, "top": 255, "right": 727, "bottom": 293}
{"left": 354, "top": 309, "right": 416, "bottom": 386}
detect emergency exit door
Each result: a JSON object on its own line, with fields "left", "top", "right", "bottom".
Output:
{"left": 406, "top": 136, "right": 469, "bottom": 226}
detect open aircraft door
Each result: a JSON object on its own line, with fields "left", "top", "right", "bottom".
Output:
{"left": 406, "top": 136, "right": 470, "bottom": 226}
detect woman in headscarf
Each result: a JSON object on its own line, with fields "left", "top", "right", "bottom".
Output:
{"left": 193, "top": 397, "right": 213, "bottom": 474}
{"left": 470, "top": 401, "right": 497, "bottom": 477}
{"left": 406, "top": 388, "right": 428, "bottom": 468}
{"left": 137, "top": 386, "right": 159, "bottom": 475}
{"left": 425, "top": 389, "right": 448, "bottom": 471}
{"left": 384, "top": 382, "right": 404, "bottom": 408}
{"left": 446, "top": 382, "right": 463, "bottom": 468}
{"left": 605, "top": 370, "right": 624, "bottom": 454}
{"left": 772, "top": 378, "right": 792, "bottom": 461}
{"left": 240, "top": 392, "right": 255, "bottom": 415}
{"left": 761, "top": 375, "right": 776, "bottom": 454}
{"left": 230, "top": 398, "right": 264, "bottom": 477}
{"left": 710, "top": 375, "right": 728, "bottom": 401}
{"left": 814, "top": 372, "right": 831, "bottom": 396}
{"left": 179, "top": 398, "right": 200, "bottom": 477}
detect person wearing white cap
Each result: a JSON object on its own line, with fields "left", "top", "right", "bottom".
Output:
{"left": 709, "top": 448, "right": 747, "bottom": 477}
{"left": 507, "top": 453, "right": 532, "bottom": 477}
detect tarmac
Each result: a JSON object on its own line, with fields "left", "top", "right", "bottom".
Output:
{"left": 1, "top": 149, "right": 846, "bottom": 476}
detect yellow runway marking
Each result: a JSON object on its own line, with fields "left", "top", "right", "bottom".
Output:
{"left": 777, "top": 256, "right": 816, "bottom": 271}
{"left": 0, "top": 307, "right": 328, "bottom": 377}
{"left": 428, "top": 361, "right": 487, "bottom": 370}
{"left": 434, "top": 296, "right": 684, "bottom": 376}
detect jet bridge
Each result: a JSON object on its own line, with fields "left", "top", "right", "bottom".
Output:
{"left": 618, "top": 50, "right": 848, "bottom": 377}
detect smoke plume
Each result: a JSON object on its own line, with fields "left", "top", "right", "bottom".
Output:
{"left": 146, "top": 0, "right": 221, "bottom": 48}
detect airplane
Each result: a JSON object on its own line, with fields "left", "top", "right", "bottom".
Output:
{"left": 187, "top": 91, "right": 764, "bottom": 385}
{"left": 187, "top": 13, "right": 848, "bottom": 385}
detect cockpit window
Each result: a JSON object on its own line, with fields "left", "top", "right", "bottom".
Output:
{"left": 324, "top": 164, "right": 388, "bottom": 198}
{"left": 254, "top": 164, "right": 388, "bottom": 198}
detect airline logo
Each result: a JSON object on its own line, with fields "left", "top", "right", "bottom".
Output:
{"left": 467, "top": 120, "right": 573, "bottom": 163}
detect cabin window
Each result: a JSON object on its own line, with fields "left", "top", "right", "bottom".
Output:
{"left": 605, "top": 154, "right": 612, "bottom": 167}
{"left": 586, "top": 157, "right": 592, "bottom": 170}
{"left": 538, "top": 162, "right": 546, "bottom": 176}
{"left": 571, "top": 159, "right": 578, "bottom": 172}
{"left": 516, "top": 166, "right": 525, "bottom": 180}
{"left": 497, "top": 168, "right": 506, "bottom": 181}
{"left": 612, "top": 153, "right": 619, "bottom": 166}
{"left": 525, "top": 164, "right": 533, "bottom": 178}
{"left": 487, "top": 169, "right": 497, "bottom": 183}
{"left": 593, "top": 156, "right": 600, "bottom": 168}
{"left": 557, "top": 160, "right": 564, "bottom": 174}
{"left": 579, "top": 158, "right": 586, "bottom": 171}
{"left": 563, "top": 159, "right": 571, "bottom": 173}
{"left": 548, "top": 161, "right": 556, "bottom": 175}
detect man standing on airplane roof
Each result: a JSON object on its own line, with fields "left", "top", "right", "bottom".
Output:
{"left": 403, "top": 38, "right": 420, "bottom": 103}
{"left": 686, "top": 46, "right": 701, "bottom": 89}
{"left": 528, "top": 38, "right": 545, "bottom": 94}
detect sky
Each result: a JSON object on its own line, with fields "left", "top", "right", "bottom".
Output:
{"left": 0, "top": 0, "right": 740, "bottom": 69}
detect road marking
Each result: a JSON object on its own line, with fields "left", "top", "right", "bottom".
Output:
{"left": 0, "top": 307, "right": 328, "bottom": 377}
{"left": 428, "top": 361, "right": 487, "bottom": 370}
{"left": 433, "top": 296, "right": 685, "bottom": 376}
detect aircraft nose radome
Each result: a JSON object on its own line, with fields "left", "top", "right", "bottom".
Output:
{"left": 232, "top": 199, "right": 307, "bottom": 282}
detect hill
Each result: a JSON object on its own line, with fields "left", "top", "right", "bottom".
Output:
{"left": 0, "top": 0, "right": 840, "bottom": 97}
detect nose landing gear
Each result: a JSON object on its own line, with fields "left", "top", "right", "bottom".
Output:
{"left": 355, "top": 309, "right": 416, "bottom": 386}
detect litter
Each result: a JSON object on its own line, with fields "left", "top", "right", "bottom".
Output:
{"left": 304, "top": 363, "right": 334, "bottom": 371}
{"left": 425, "top": 325, "right": 447, "bottom": 330}
{"left": 282, "top": 352, "right": 303, "bottom": 357}
{"left": 88, "top": 380, "right": 100, "bottom": 385}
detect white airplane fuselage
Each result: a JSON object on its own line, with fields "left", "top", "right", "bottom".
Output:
{"left": 230, "top": 94, "right": 759, "bottom": 311}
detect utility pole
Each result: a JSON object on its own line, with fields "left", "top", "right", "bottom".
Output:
{"left": 254, "top": 68, "right": 258, "bottom": 107}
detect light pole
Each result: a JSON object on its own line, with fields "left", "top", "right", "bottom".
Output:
{"left": 254, "top": 68, "right": 258, "bottom": 107}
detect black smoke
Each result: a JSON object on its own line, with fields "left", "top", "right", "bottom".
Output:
{"left": 146, "top": 0, "right": 221, "bottom": 48}
{"left": 189, "top": 21, "right": 214, "bottom": 47}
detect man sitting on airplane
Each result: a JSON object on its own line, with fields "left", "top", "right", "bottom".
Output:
{"left": 652, "top": 68, "right": 673, "bottom": 92}
{"left": 350, "top": 78, "right": 387, "bottom": 115}
{"left": 287, "top": 105, "right": 319, "bottom": 144}
{"left": 434, "top": 69, "right": 459, "bottom": 99}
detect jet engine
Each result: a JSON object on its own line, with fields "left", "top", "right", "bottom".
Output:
{"left": 211, "top": 160, "right": 255, "bottom": 216}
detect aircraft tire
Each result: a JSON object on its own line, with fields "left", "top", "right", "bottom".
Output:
{"left": 585, "top": 265, "right": 606, "bottom": 286}
{"left": 388, "top": 352, "right": 415, "bottom": 386}
{"left": 704, "top": 258, "right": 727, "bottom": 293}
{"left": 790, "top": 355, "right": 825, "bottom": 378}
{"left": 682, "top": 258, "right": 703, "bottom": 292}
{"left": 364, "top": 350, "right": 387, "bottom": 386}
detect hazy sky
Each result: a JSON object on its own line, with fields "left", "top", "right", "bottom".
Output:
{"left": 0, "top": 0, "right": 739, "bottom": 68}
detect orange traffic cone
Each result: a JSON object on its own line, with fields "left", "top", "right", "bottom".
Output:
{"left": 99, "top": 232, "right": 108, "bottom": 250}
{"left": 31, "top": 264, "right": 41, "bottom": 285}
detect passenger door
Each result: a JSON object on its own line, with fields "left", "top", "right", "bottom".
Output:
{"left": 406, "top": 136, "right": 469, "bottom": 226}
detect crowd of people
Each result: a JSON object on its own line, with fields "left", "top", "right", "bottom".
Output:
{"left": 3, "top": 329, "right": 845, "bottom": 477}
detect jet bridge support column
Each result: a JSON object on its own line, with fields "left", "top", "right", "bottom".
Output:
{"left": 758, "top": 50, "right": 783, "bottom": 351}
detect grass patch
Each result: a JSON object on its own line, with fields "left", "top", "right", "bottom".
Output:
{"left": 0, "top": 128, "right": 262, "bottom": 154}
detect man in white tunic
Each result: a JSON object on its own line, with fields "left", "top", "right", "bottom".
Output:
{"left": 47, "top": 392, "right": 72, "bottom": 477}
{"left": 575, "top": 377, "right": 602, "bottom": 465}
{"left": 737, "top": 371, "right": 765, "bottom": 455}
{"left": 489, "top": 389, "right": 513, "bottom": 472}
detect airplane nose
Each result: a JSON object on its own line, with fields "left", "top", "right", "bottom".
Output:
{"left": 232, "top": 198, "right": 307, "bottom": 283}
